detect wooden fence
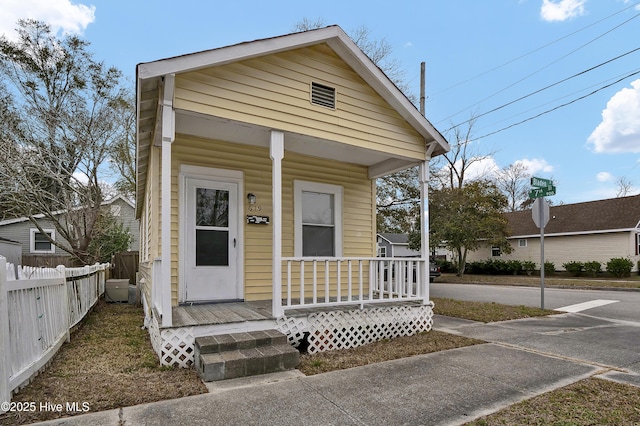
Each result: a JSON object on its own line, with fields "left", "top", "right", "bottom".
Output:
{"left": 0, "top": 257, "right": 108, "bottom": 411}
{"left": 111, "top": 251, "right": 139, "bottom": 285}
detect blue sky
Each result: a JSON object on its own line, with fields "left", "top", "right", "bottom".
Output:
{"left": 2, "top": 0, "right": 640, "bottom": 204}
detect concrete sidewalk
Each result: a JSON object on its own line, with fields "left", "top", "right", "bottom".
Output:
{"left": 32, "top": 313, "right": 640, "bottom": 426}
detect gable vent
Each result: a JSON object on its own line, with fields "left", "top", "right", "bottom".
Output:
{"left": 311, "top": 82, "right": 336, "bottom": 109}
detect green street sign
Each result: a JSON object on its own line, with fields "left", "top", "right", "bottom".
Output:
{"left": 531, "top": 176, "right": 553, "bottom": 189}
{"left": 529, "top": 185, "right": 556, "bottom": 199}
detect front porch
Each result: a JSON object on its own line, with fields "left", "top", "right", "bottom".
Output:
{"left": 144, "top": 291, "right": 434, "bottom": 368}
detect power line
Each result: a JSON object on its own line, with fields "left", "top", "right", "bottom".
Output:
{"left": 477, "top": 67, "right": 640, "bottom": 131}
{"left": 438, "top": 10, "right": 640, "bottom": 125}
{"left": 467, "top": 69, "right": 640, "bottom": 143}
{"left": 429, "top": 0, "right": 640, "bottom": 99}
{"left": 444, "top": 45, "right": 640, "bottom": 132}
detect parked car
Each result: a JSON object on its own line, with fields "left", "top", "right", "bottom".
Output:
{"left": 429, "top": 261, "right": 441, "bottom": 282}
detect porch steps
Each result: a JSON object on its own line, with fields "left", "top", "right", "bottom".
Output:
{"left": 194, "top": 330, "right": 299, "bottom": 382}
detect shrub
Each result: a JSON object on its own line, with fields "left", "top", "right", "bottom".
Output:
{"left": 562, "top": 261, "right": 583, "bottom": 277}
{"left": 506, "top": 259, "right": 523, "bottom": 275}
{"left": 583, "top": 261, "right": 601, "bottom": 278}
{"left": 436, "top": 259, "right": 456, "bottom": 273}
{"left": 544, "top": 261, "right": 555, "bottom": 275}
{"left": 606, "top": 257, "right": 633, "bottom": 278}
{"left": 522, "top": 261, "right": 536, "bottom": 276}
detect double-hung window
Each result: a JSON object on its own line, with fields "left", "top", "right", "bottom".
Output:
{"left": 30, "top": 228, "right": 55, "bottom": 253}
{"left": 294, "top": 181, "right": 343, "bottom": 257}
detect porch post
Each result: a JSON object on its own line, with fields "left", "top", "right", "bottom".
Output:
{"left": 270, "top": 131, "right": 284, "bottom": 317}
{"left": 160, "top": 74, "right": 175, "bottom": 327}
{"left": 419, "top": 159, "right": 430, "bottom": 304}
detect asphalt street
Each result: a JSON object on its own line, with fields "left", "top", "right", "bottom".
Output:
{"left": 431, "top": 282, "right": 640, "bottom": 323}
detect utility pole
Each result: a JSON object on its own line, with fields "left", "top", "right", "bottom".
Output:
{"left": 420, "top": 62, "right": 426, "bottom": 116}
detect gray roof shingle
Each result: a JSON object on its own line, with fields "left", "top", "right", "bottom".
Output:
{"left": 505, "top": 194, "right": 640, "bottom": 236}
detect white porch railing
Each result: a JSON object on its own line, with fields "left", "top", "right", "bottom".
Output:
{"left": 281, "top": 257, "right": 427, "bottom": 311}
{"left": 0, "top": 257, "right": 108, "bottom": 409}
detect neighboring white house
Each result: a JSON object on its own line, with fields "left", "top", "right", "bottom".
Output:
{"left": 466, "top": 194, "right": 640, "bottom": 271}
{"left": 0, "top": 196, "right": 139, "bottom": 261}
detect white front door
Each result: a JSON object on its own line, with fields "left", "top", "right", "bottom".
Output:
{"left": 185, "top": 177, "right": 239, "bottom": 302}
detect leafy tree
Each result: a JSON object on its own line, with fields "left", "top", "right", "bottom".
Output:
{"left": 427, "top": 181, "right": 512, "bottom": 276}
{"left": 0, "top": 19, "right": 128, "bottom": 263}
{"left": 87, "top": 211, "right": 133, "bottom": 264}
{"left": 376, "top": 167, "right": 420, "bottom": 233}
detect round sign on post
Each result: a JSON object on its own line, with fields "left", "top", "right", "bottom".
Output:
{"left": 532, "top": 197, "right": 550, "bottom": 229}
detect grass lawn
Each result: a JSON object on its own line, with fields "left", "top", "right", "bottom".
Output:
{"left": 1, "top": 276, "right": 639, "bottom": 425}
{"left": 440, "top": 272, "right": 640, "bottom": 289}
{"left": 0, "top": 300, "right": 207, "bottom": 426}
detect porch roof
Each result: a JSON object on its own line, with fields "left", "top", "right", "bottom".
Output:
{"left": 135, "top": 25, "right": 449, "bottom": 217}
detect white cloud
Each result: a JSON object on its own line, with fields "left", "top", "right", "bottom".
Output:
{"left": 465, "top": 157, "right": 500, "bottom": 181}
{"left": 587, "top": 79, "right": 640, "bottom": 153}
{"left": 514, "top": 158, "right": 554, "bottom": 174}
{"left": 540, "top": 0, "right": 586, "bottom": 22}
{"left": 0, "top": 0, "right": 95, "bottom": 40}
{"left": 596, "top": 171, "right": 613, "bottom": 182}
{"left": 404, "top": 42, "right": 413, "bottom": 48}
{"left": 624, "top": 0, "right": 640, "bottom": 11}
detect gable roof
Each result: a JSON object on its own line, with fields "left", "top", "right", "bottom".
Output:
{"left": 0, "top": 195, "right": 134, "bottom": 227}
{"left": 136, "top": 25, "right": 450, "bottom": 217}
{"left": 377, "top": 233, "right": 410, "bottom": 245}
{"left": 505, "top": 194, "right": 640, "bottom": 237}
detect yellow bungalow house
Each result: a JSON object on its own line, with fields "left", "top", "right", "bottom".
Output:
{"left": 136, "top": 25, "right": 449, "bottom": 372}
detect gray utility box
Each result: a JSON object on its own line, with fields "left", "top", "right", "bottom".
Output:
{"left": 105, "top": 279, "right": 130, "bottom": 303}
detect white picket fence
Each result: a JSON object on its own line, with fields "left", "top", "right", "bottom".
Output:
{"left": 0, "top": 257, "right": 108, "bottom": 410}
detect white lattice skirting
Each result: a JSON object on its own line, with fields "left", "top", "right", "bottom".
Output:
{"left": 144, "top": 298, "right": 434, "bottom": 366}
{"left": 144, "top": 299, "right": 196, "bottom": 368}
{"left": 277, "top": 303, "right": 435, "bottom": 354}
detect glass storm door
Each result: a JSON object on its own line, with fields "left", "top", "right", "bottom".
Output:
{"left": 185, "top": 178, "right": 238, "bottom": 302}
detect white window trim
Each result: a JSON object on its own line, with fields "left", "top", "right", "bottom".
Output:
{"left": 30, "top": 228, "right": 55, "bottom": 254}
{"left": 518, "top": 239, "right": 527, "bottom": 247}
{"left": 294, "top": 180, "right": 343, "bottom": 257}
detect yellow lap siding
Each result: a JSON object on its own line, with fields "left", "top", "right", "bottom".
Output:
{"left": 173, "top": 44, "right": 425, "bottom": 161}
{"left": 169, "top": 135, "right": 375, "bottom": 304}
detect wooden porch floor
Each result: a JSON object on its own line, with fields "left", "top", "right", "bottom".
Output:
{"left": 170, "top": 299, "right": 424, "bottom": 328}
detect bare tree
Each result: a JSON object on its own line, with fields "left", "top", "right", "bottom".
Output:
{"left": 0, "top": 19, "right": 128, "bottom": 263}
{"left": 431, "top": 116, "right": 496, "bottom": 189}
{"left": 615, "top": 176, "right": 634, "bottom": 198}
{"left": 495, "top": 162, "right": 531, "bottom": 211}
{"left": 108, "top": 89, "right": 136, "bottom": 199}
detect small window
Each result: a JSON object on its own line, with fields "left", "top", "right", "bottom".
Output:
{"left": 518, "top": 239, "right": 527, "bottom": 247}
{"left": 378, "top": 246, "right": 387, "bottom": 257}
{"left": 30, "top": 228, "right": 55, "bottom": 254}
{"left": 491, "top": 246, "right": 501, "bottom": 257}
{"left": 311, "top": 82, "right": 336, "bottom": 109}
